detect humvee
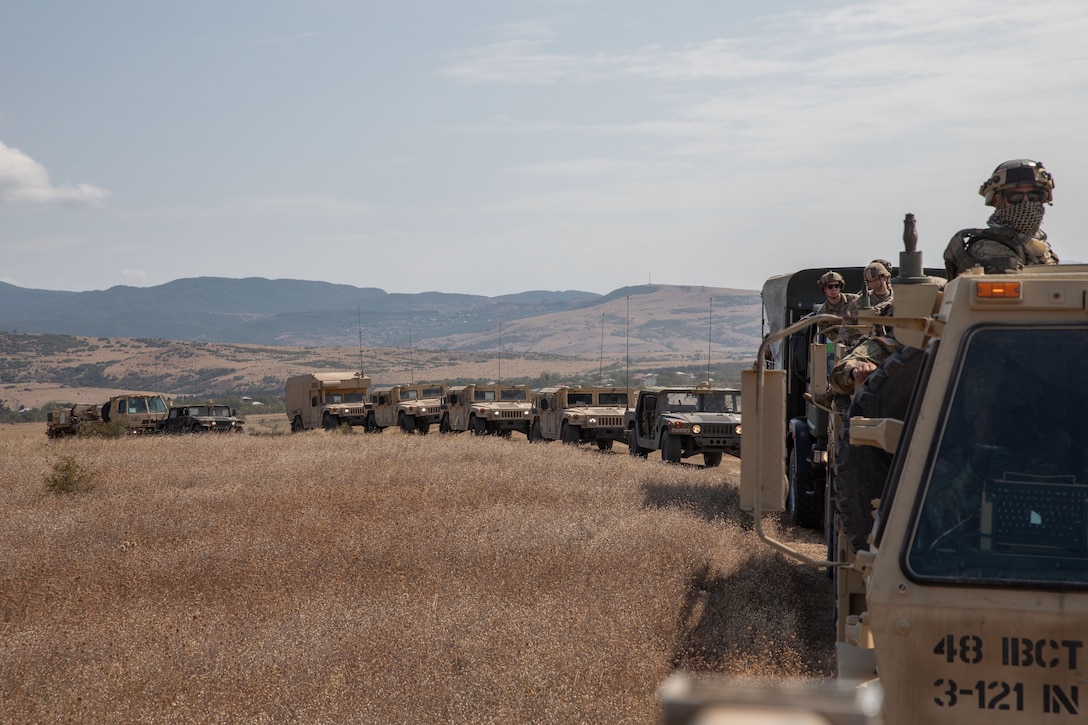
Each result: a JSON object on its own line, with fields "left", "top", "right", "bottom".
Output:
{"left": 442, "top": 384, "right": 532, "bottom": 436}
{"left": 46, "top": 393, "right": 171, "bottom": 438}
{"left": 286, "top": 372, "right": 372, "bottom": 432}
{"left": 367, "top": 383, "right": 447, "bottom": 434}
{"left": 626, "top": 382, "right": 741, "bottom": 466}
{"left": 164, "top": 403, "right": 245, "bottom": 433}
{"left": 529, "top": 386, "right": 631, "bottom": 450}
{"left": 684, "top": 225, "right": 1088, "bottom": 722}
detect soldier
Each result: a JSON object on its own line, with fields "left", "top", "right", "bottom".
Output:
{"left": 944, "top": 159, "right": 1059, "bottom": 278}
{"left": 813, "top": 270, "right": 858, "bottom": 340}
{"left": 835, "top": 261, "right": 894, "bottom": 348}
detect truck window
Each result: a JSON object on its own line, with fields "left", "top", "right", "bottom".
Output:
{"left": 664, "top": 392, "right": 697, "bottom": 412}
{"left": 148, "top": 397, "right": 168, "bottom": 414}
{"left": 423, "top": 387, "right": 444, "bottom": 398}
{"left": 699, "top": 392, "right": 740, "bottom": 413}
{"left": 128, "top": 398, "right": 148, "bottom": 414}
{"left": 907, "top": 326, "right": 1088, "bottom": 587}
{"left": 476, "top": 390, "right": 496, "bottom": 401}
{"left": 500, "top": 389, "right": 527, "bottom": 401}
{"left": 568, "top": 393, "right": 593, "bottom": 406}
{"left": 401, "top": 389, "right": 419, "bottom": 400}
{"left": 599, "top": 393, "right": 628, "bottom": 406}
{"left": 343, "top": 392, "right": 366, "bottom": 404}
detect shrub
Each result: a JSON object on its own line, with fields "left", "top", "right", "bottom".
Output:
{"left": 44, "top": 455, "right": 96, "bottom": 494}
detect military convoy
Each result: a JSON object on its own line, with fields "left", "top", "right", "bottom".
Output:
{"left": 712, "top": 226, "right": 1088, "bottom": 722}
{"left": 443, "top": 383, "right": 532, "bottom": 436}
{"left": 367, "top": 383, "right": 447, "bottom": 434}
{"left": 529, "top": 386, "right": 631, "bottom": 450}
{"left": 626, "top": 383, "right": 741, "bottom": 466}
{"left": 286, "top": 371, "right": 372, "bottom": 432}
{"left": 46, "top": 393, "right": 172, "bottom": 438}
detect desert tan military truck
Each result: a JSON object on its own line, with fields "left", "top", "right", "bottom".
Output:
{"left": 366, "top": 383, "right": 447, "bottom": 434}
{"left": 529, "top": 386, "right": 631, "bottom": 450}
{"left": 286, "top": 371, "right": 372, "bottom": 432}
{"left": 625, "top": 382, "right": 741, "bottom": 466}
{"left": 46, "top": 393, "right": 171, "bottom": 438}
{"left": 696, "top": 235, "right": 1088, "bottom": 723}
{"left": 442, "top": 383, "right": 532, "bottom": 436}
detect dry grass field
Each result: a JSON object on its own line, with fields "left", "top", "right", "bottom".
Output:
{"left": 0, "top": 429, "right": 833, "bottom": 723}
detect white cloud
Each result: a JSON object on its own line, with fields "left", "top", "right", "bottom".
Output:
{"left": 119, "top": 268, "right": 148, "bottom": 284}
{"left": 0, "top": 141, "right": 110, "bottom": 206}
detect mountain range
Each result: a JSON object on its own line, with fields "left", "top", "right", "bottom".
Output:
{"left": 0, "top": 278, "right": 764, "bottom": 357}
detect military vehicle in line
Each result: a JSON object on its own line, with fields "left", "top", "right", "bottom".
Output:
{"left": 46, "top": 393, "right": 171, "bottom": 438}
{"left": 164, "top": 403, "right": 245, "bottom": 433}
{"left": 286, "top": 372, "right": 372, "bottom": 432}
{"left": 626, "top": 382, "right": 741, "bottom": 466}
{"left": 761, "top": 263, "right": 944, "bottom": 530}
{"left": 443, "top": 383, "right": 532, "bottom": 437}
{"left": 367, "top": 383, "right": 447, "bottom": 434}
{"left": 529, "top": 386, "right": 631, "bottom": 450}
{"left": 714, "top": 225, "right": 1088, "bottom": 723}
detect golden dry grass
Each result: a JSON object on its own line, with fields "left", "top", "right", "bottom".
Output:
{"left": 0, "top": 431, "right": 832, "bottom": 723}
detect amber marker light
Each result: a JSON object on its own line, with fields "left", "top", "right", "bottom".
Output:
{"left": 975, "top": 281, "right": 1022, "bottom": 299}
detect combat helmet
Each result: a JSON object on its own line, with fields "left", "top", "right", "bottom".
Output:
{"left": 817, "top": 270, "right": 844, "bottom": 289}
{"left": 979, "top": 159, "right": 1054, "bottom": 206}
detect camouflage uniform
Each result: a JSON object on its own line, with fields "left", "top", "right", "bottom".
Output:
{"left": 835, "top": 287, "right": 893, "bottom": 348}
{"left": 828, "top": 334, "right": 900, "bottom": 396}
{"left": 814, "top": 292, "right": 858, "bottom": 340}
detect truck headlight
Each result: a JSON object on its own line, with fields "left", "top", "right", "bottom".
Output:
{"left": 588, "top": 417, "right": 597, "bottom": 425}
{"left": 736, "top": 425, "right": 742, "bottom": 435}
{"left": 691, "top": 424, "right": 702, "bottom": 435}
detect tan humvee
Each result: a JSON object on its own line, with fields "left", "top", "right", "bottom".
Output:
{"left": 530, "top": 386, "right": 631, "bottom": 451}
{"left": 367, "top": 383, "right": 447, "bottom": 434}
{"left": 443, "top": 383, "right": 532, "bottom": 437}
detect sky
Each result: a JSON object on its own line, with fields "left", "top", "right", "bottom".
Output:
{"left": 3, "top": 0, "right": 1087, "bottom": 297}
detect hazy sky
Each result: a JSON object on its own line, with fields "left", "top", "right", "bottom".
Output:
{"left": 3, "top": 1, "right": 1086, "bottom": 296}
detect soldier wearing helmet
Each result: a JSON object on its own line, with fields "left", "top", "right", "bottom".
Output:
{"left": 813, "top": 270, "right": 858, "bottom": 339}
{"left": 836, "top": 261, "right": 894, "bottom": 347}
{"left": 944, "top": 159, "right": 1059, "bottom": 278}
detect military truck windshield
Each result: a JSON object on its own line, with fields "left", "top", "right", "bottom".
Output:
{"left": 400, "top": 389, "right": 419, "bottom": 400}
{"left": 211, "top": 406, "right": 232, "bottom": 416}
{"left": 698, "top": 392, "right": 740, "bottom": 413}
{"left": 326, "top": 392, "right": 367, "bottom": 404}
{"left": 475, "top": 390, "right": 497, "bottom": 401}
{"left": 599, "top": 393, "right": 628, "bottom": 406}
{"left": 663, "top": 392, "right": 699, "bottom": 412}
{"left": 568, "top": 393, "right": 594, "bottom": 406}
{"left": 500, "top": 389, "right": 527, "bottom": 402}
{"left": 907, "top": 326, "right": 1088, "bottom": 587}
{"left": 422, "top": 387, "right": 444, "bottom": 398}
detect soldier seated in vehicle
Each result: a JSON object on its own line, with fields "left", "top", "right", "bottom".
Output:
{"left": 829, "top": 261, "right": 897, "bottom": 397}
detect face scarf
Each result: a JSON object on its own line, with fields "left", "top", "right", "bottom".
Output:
{"left": 989, "top": 201, "right": 1046, "bottom": 242}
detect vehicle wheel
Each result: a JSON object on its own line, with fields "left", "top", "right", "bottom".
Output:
{"left": 787, "top": 445, "right": 824, "bottom": 530}
{"left": 597, "top": 440, "right": 613, "bottom": 452}
{"left": 661, "top": 430, "right": 682, "bottom": 464}
{"left": 471, "top": 415, "right": 487, "bottom": 436}
{"left": 322, "top": 413, "right": 339, "bottom": 431}
{"left": 417, "top": 421, "right": 430, "bottom": 435}
{"left": 291, "top": 416, "right": 304, "bottom": 433}
{"left": 439, "top": 414, "right": 451, "bottom": 434}
{"left": 628, "top": 433, "right": 647, "bottom": 458}
{"left": 529, "top": 419, "right": 543, "bottom": 442}
{"left": 399, "top": 414, "right": 416, "bottom": 434}
{"left": 498, "top": 429, "right": 512, "bottom": 438}
{"left": 834, "top": 347, "right": 925, "bottom": 552}
{"left": 365, "top": 413, "right": 380, "bottom": 433}
{"left": 560, "top": 422, "right": 579, "bottom": 445}
{"left": 190, "top": 422, "right": 203, "bottom": 434}
{"left": 703, "top": 452, "right": 723, "bottom": 468}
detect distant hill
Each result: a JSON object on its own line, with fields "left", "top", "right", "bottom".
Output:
{"left": 0, "top": 278, "right": 762, "bottom": 355}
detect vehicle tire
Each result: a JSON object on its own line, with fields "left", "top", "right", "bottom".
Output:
{"left": 470, "top": 415, "right": 487, "bottom": 436}
{"left": 190, "top": 422, "right": 203, "bottom": 434}
{"left": 560, "top": 422, "right": 579, "bottom": 445}
{"left": 417, "top": 421, "right": 430, "bottom": 435}
{"left": 322, "top": 413, "right": 339, "bottom": 431}
{"left": 529, "top": 419, "right": 543, "bottom": 442}
{"left": 596, "top": 440, "right": 613, "bottom": 452}
{"left": 439, "top": 414, "right": 452, "bottom": 434}
{"left": 291, "top": 416, "right": 304, "bottom": 433}
{"left": 661, "top": 430, "right": 682, "bottom": 464}
{"left": 703, "top": 452, "right": 723, "bottom": 468}
{"left": 399, "top": 414, "right": 416, "bottom": 434}
{"left": 787, "top": 445, "right": 824, "bottom": 530}
{"left": 628, "top": 433, "right": 647, "bottom": 458}
{"left": 365, "top": 413, "right": 380, "bottom": 433}
{"left": 834, "top": 347, "right": 926, "bottom": 552}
